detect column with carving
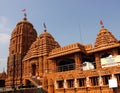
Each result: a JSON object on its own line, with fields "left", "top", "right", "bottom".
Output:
{"left": 28, "top": 61, "right": 31, "bottom": 77}
{"left": 38, "top": 56, "right": 43, "bottom": 77}
{"left": 74, "top": 53, "right": 82, "bottom": 70}
{"left": 95, "top": 53, "right": 101, "bottom": 69}
{"left": 48, "top": 79, "right": 54, "bottom": 93}
{"left": 112, "top": 48, "right": 118, "bottom": 56}
{"left": 43, "top": 56, "right": 48, "bottom": 73}
{"left": 51, "top": 59, "right": 57, "bottom": 72}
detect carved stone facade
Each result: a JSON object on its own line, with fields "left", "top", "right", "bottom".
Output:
{"left": 6, "top": 17, "right": 37, "bottom": 87}
{"left": 5, "top": 17, "right": 120, "bottom": 93}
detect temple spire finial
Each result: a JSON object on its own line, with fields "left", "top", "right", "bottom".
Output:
{"left": 43, "top": 22, "right": 47, "bottom": 32}
{"left": 22, "top": 9, "right": 27, "bottom": 19}
{"left": 100, "top": 20, "right": 104, "bottom": 28}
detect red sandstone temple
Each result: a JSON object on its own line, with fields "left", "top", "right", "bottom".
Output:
{"left": 2, "top": 16, "right": 120, "bottom": 93}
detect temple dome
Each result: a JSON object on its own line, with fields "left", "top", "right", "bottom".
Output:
{"left": 11, "top": 17, "right": 36, "bottom": 37}
{"left": 94, "top": 26, "right": 118, "bottom": 48}
{"left": 39, "top": 29, "right": 54, "bottom": 39}
{"left": 23, "top": 29, "right": 60, "bottom": 60}
{"left": 9, "top": 17, "right": 37, "bottom": 55}
{"left": 17, "top": 17, "right": 33, "bottom": 26}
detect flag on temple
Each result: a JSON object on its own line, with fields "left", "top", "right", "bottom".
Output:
{"left": 22, "top": 9, "right": 26, "bottom": 12}
{"left": 100, "top": 20, "right": 103, "bottom": 25}
{"left": 22, "top": 9, "right": 27, "bottom": 17}
{"left": 43, "top": 22, "right": 46, "bottom": 29}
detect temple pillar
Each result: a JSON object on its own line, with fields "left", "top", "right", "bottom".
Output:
{"left": 86, "top": 77, "right": 90, "bottom": 87}
{"left": 48, "top": 79, "right": 54, "bottom": 93}
{"left": 48, "top": 85, "right": 54, "bottom": 93}
{"left": 95, "top": 53, "right": 101, "bottom": 69}
{"left": 48, "top": 59, "right": 56, "bottom": 73}
{"left": 27, "top": 60, "right": 29, "bottom": 75}
{"left": 39, "top": 56, "right": 43, "bottom": 76}
{"left": 64, "top": 79, "right": 67, "bottom": 88}
{"left": 74, "top": 53, "right": 82, "bottom": 70}
{"left": 53, "top": 59, "right": 57, "bottom": 72}
{"left": 28, "top": 61, "right": 31, "bottom": 77}
{"left": 36, "top": 59, "right": 39, "bottom": 76}
{"left": 74, "top": 78, "right": 78, "bottom": 88}
{"left": 112, "top": 48, "right": 118, "bottom": 56}
{"left": 43, "top": 56, "right": 48, "bottom": 73}
{"left": 26, "top": 60, "right": 30, "bottom": 76}
{"left": 54, "top": 80, "right": 58, "bottom": 89}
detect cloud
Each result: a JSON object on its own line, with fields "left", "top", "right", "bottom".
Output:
{"left": 0, "top": 33, "right": 10, "bottom": 44}
{"left": 0, "top": 16, "right": 12, "bottom": 72}
{"left": 0, "top": 16, "right": 11, "bottom": 32}
{"left": 0, "top": 58, "right": 7, "bottom": 72}
{"left": 0, "top": 16, "right": 11, "bottom": 44}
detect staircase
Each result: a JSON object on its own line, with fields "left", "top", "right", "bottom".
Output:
{"left": 25, "top": 76, "right": 41, "bottom": 87}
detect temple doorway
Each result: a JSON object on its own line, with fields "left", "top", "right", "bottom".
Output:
{"left": 32, "top": 64, "right": 36, "bottom": 76}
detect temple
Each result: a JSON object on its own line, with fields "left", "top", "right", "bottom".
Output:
{"left": 1, "top": 16, "right": 120, "bottom": 93}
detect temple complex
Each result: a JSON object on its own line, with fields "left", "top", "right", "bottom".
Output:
{"left": 3, "top": 16, "right": 120, "bottom": 93}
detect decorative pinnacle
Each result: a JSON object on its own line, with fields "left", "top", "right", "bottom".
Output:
{"left": 22, "top": 9, "right": 27, "bottom": 18}
{"left": 100, "top": 20, "right": 104, "bottom": 28}
{"left": 43, "top": 22, "right": 47, "bottom": 31}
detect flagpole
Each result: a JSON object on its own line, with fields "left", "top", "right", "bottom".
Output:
{"left": 22, "top": 9, "right": 27, "bottom": 18}
{"left": 78, "top": 24, "right": 83, "bottom": 44}
{"left": 43, "top": 22, "right": 47, "bottom": 31}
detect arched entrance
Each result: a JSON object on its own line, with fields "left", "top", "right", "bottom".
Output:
{"left": 31, "top": 64, "right": 36, "bottom": 76}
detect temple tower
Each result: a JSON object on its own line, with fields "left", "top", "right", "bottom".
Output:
{"left": 6, "top": 17, "right": 37, "bottom": 87}
{"left": 94, "top": 26, "right": 119, "bottom": 68}
{"left": 22, "top": 25, "right": 60, "bottom": 89}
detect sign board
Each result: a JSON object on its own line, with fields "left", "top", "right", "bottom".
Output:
{"left": 108, "top": 78, "right": 118, "bottom": 88}
{"left": 101, "top": 55, "right": 120, "bottom": 68}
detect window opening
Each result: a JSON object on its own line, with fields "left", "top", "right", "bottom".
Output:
{"left": 57, "top": 80, "right": 64, "bottom": 88}
{"left": 101, "top": 53, "right": 111, "bottom": 58}
{"left": 102, "top": 75, "right": 110, "bottom": 85}
{"left": 78, "top": 78, "right": 85, "bottom": 87}
{"left": 57, "top": 58, "right": 75, "bottom": 72}
{"left": 67, "top": 79, "right": 74, "bottom": 88}
{"left": 90, "top": 77, "right": 99, "bottom": 86}
{"left": 82, "top": 55, "right": 96, "bottom": 69}
{"left": 115, "top": 74, "right": 120, "bottom": 86}
{"left": 32, "top": 64, "right": 36, "bottom": 76}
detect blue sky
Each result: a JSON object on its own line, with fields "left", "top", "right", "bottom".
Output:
{"left": 0, "top": 0, "right": 120, "bottom": 72}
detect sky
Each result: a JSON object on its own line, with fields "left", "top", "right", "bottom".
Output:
{"left": 0, "top": 0, "right": 120, "bottom": 72}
